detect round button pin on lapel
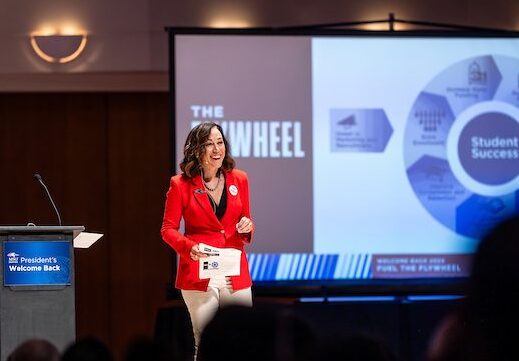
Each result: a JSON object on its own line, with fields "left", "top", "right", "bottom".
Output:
{"left": 229, "top": 185, "right": 238, "bottom": 196}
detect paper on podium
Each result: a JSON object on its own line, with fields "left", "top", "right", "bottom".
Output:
{"left": 198, "top": 243, "right": 242, "bottom": 279}
{"left": 73, "top": 232, "right": 103, "bottom": 248}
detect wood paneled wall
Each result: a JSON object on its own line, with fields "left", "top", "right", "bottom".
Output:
{"left": 0, "top": 93, "right": 174, "bottom": 359}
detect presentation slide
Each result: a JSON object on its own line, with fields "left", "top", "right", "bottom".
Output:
{"left": 172, "top": 34, "right": 519, "bottom": 282}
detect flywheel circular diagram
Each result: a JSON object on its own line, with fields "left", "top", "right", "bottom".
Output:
{"left": 404, "top": 55, "right": 519, "bottom": 239}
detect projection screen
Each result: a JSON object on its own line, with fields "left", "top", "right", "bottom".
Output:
{"left": 169, "top": 29, "right": 519, "bottom": 285}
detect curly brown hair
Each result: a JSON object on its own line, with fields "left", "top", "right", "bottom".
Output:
{"left": 179, "top": 122, "right": 235, "bottom": 177}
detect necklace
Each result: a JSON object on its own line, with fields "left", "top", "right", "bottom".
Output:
{"left": 203, "top": 171, "right": 221, "bottom": 192}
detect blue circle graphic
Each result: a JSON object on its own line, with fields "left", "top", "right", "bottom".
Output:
{"left": 458, "top": 112, "right": 519, "bottom": 185}
{"left": 404, "top": 55, "right": 519, "bottom": 239}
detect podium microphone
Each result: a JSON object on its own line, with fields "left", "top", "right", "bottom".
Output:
{"left": 33, "top": 173, "right": 63, "bottom": 226}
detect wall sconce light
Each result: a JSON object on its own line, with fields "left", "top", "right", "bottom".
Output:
{"left": 30, "top": 33, "right": 87, "bottom": 63}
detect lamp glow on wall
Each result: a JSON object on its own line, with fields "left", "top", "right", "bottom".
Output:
{"left": 207, "top": 7, "right": 253, "bottom": 28}
{"left": 30, "top": 27, "right": 88, "bottom": 64}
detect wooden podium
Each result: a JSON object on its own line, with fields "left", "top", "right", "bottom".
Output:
{"left": 0, "top": 226, "right": 86, "bottom": 360}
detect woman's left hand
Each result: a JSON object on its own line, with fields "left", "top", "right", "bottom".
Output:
{"left": 236, "top": 216, "right": 254, "bottom": 234}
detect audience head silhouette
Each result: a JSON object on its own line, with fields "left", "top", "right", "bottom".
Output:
{"left": 465, "top": 216, "right": 519, "bottom": 360}
{"left": 7, "top": 339, "right": 59, "bottom": 361}
{"left": 428, "top": 216, "right": 519, "bottom": 361}
{"left": 124, "top": 336, "right": 180, "bottom": 361}
{"left": 198, "top": 305, "right": 316, "bottom": 361}
{"left": 61, "top": 337, "right": 112, "bottom": 361}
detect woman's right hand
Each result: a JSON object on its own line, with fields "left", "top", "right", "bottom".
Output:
{"left": 190, "top": 244, "right": 209, "bottom": 261}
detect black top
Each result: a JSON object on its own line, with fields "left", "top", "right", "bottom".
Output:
{"left": 208, "top": 180, "right": 227, "bottom": 220}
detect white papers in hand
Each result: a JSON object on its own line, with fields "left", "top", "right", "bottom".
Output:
{"left": 198, "top": 243, "right": 242, "bottom": 279}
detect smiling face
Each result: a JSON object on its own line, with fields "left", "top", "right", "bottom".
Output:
{"left": 180, "top": 122, "right": 235, "bottom": 178}
{"left": 201, "top": 126, "right": 226, "bottom": 174}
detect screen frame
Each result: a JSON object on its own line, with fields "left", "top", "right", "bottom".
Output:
{"left": 166, "top": 27, "right": 519, "bottom": 296}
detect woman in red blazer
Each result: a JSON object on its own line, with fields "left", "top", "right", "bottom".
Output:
{"left": 161, "top": 122, "right": 254, "bottom": 357}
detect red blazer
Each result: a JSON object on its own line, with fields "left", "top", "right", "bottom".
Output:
{"left": 161, "top": 169, "right": 253, "bottom": 291}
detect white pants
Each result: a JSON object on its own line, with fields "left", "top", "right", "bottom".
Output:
{"left": 181, "top": 277, "right": 252, "bottom": 349}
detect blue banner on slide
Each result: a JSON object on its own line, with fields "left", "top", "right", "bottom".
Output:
{"left": 249, "top": 253, "right": 372, "bottom": 281}
{"left": 3, "top": 241, "right": 71, "bottom": 286}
